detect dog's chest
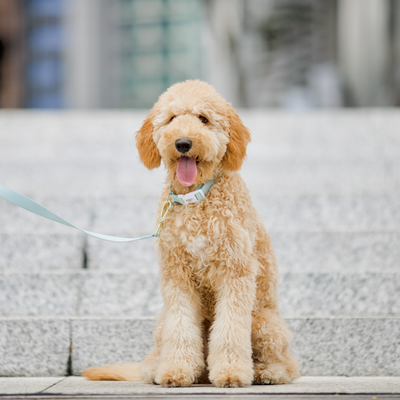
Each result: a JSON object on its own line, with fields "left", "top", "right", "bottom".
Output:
{"left": 171, "top": 206, "right": 215, "bottom": 264}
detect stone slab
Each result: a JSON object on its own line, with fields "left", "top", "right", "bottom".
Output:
{"left": 1, "top": 110, "right": 397, "bottom": 198}
{"left": 43, "top": 376, "right": 400, "bottom": 394}
{"left": 253, "top": 195, "right": 400, "bottom": 232}
{"left": 90, "top": 197, "right": 159, "bottom": 235}
{"left": 78, "top": 271, "right": 163, "bottom": 317}
{"left": 0, "top": 162, "right": 166, "bottom": 198}
{"left": 0, "top": 377, "right": 64, "bottom": 394}
{"left": 0, "top": 272, "right": 79, "bottom": 316}
{"left": 87, "top": 232, "right": 400, "bottom": 272}
{"left": 86, "top": 236, "right": 158, "bottom": 271}
{"left": 288, "top": 317, "right": 400, "bottom": 376}
{"left": 88, "top": 194, "right": 400, "bottom": 238}
{"left": 279, "top": 272, "right": 400, "bottom": 317}
{"left": 75, "top": 271, "right": 400, "bottom": 318}
{"left": 273, "top": 232, "right": 400, "bottom": 273}
{"left": 71, "top": 318, "right": 156, "bottom": 375}
{"left": 0, "top": 234, "right": 84, "bottom": 271}
{"left": 1, "top": 269, "right": 398, "bottom": 318}
{"left": 0, "top": 197, "right": 91, "bottom": 234}
{"left": 71, "top": 317, "right": 400, "bottom": 377}
{"left": 0, "top": 318, "right": 70, "bottom": 376}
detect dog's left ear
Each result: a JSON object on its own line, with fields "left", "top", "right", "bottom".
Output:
{"left": 135, "top": 111, "right": 162, "bottom": 169}
{"left": 221, "top": 106, "right": 251, "bottom": 171}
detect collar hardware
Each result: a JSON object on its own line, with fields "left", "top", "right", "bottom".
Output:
{"left": 169, "top": 177, "right": 216, "bottom": 205}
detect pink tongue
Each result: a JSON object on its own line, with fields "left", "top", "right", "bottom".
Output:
{"left": 176, "top": 156, "right": 197, "bottom": 187}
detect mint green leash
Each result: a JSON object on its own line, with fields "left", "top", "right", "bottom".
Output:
{"left": 0, "top": 179, "right": 215, "bottom": 243}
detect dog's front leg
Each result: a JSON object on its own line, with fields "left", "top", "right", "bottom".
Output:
{"left": 155, "top": 259, "right": 205, "bottom": 387}
{"left": 208, "top": 258, "right": 257, "bottom": 388}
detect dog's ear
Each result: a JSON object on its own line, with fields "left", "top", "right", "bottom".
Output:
{"left": 135, "top": 111, "right": 161, "bottom": 169}
{"left": 221, "top": 106, "right": 251, "bottom": 171}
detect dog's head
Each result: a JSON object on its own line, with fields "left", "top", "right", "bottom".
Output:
{"left": 136, "top": 80, "right": 250, "bottom": 190}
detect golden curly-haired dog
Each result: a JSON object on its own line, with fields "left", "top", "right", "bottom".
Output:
{"left": 83, "top": 80, "right": 299, "bottom": 387}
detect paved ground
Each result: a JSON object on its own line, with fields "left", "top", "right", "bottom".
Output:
{"left": 1, "top": 376, "right": 400, "bottom": 396}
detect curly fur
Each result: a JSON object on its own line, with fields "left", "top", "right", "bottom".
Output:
{"left": 83, "top": 80, "right": 299, "bottom": 387}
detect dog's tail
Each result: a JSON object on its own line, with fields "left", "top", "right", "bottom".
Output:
{"left": 82, "top": 362, "right": 141, "bottom": 381}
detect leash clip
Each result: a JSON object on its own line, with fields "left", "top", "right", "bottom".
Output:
{"left": 154, "top": 197, "right": 174, "bottom": 237}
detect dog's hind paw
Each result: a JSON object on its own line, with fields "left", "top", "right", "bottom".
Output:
{"left": 253, "top": 362, "right": 298, "bottom": 385}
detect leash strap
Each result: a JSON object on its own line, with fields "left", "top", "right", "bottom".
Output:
{"left": 0, "top": 185, "right": 159, "bottom": 243}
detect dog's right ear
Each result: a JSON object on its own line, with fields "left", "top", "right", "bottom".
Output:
{"left": 135, "top": 111, "right": 162, "bottom": 169}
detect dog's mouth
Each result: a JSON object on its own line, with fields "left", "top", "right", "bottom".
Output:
{"left": 176, "top": 156, "right": 198, "bottom": 187}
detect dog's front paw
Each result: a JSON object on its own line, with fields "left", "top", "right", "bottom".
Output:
{"left": 155, "top": 363, "right": 197, "bottom": 387}
{"left": 209, "top": 363, "right": 253, "bottom": 388}
{"left": 253, "top": 362, "right": 298, "bottom": 385}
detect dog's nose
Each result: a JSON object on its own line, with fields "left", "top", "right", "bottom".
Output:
{"left": 175, "top": 139, "right": 192, "bottom": 154}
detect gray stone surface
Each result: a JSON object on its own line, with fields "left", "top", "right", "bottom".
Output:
{"left": 254, "top": 195, "right": 400, "bottom": 232}
{"left": 0, "top": 318, "right": 70, "bottom": 376}
{"left": 0, "top": 272, "right": 79, "bottom": 316}
{"left": 88, "top": 194, "right": 400, "bottom": 239}
{"left": 288, "top": 317, "right": 400, "bottom": 376}
{"left": 70, "top": 317, "right": 400, "bottom": 377}
{"left": 0, "top": 377, "right": 65, "bottom": 394}
{"left": 273, "top": 232, "right": 400, "bottom": 272}
{"left": 71, "top": 318, "right": 156, "bottom": 375}
{"left": 43, "top": 376, "right": 400, "bottom": 394}
{"left": 90, "top": 197, "right": 159, "bottom": 235}
{"left": 0, "top": 197, "right": 91, "bottom": 233}
{"left": 87, "top": 232, "right": 400, "bottom": 272}
{"left": 279, "top": 272, "right": 400, "bottom": 317}
{"left": 0, "top": 234, "right": 84, "bottom": 271}
{"left": 0, "top": 109, "right": 398, "bottom": 198}
{"left": 3, "top": 270, "right": 397, "bottom": 318}
{"left": 74, "top": 271, "right": 399, "bottom": 318}
{"left": 87, "top": 236, "right": 158, "bottom": 271}
{"left": 78, "top": 271, "right": 163, "bottom": 317}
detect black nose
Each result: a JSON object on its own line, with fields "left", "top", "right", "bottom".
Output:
{"left": 175, "top": 139, "right": 192, "bottom": 154}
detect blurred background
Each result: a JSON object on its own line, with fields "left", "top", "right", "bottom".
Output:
{"left": 1, "top": 0, "right": 400, "bottom": 110}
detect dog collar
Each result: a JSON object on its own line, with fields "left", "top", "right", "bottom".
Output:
{"left": 169, "top": 178, "right": 216, "bottom": 205}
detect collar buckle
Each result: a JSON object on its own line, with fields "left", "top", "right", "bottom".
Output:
{"left": 177, "top": 189, "right": 205, "bottom": 205}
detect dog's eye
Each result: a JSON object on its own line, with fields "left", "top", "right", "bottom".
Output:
{"left": 199, "top": 115, "right": 208, "bottom": 124}
{"left": 169, "top": 116, "right": 176, "bottom": 123}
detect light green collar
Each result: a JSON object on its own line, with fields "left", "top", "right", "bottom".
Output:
{"left": 169, "top": 178, "right": 216, "bottom": 205}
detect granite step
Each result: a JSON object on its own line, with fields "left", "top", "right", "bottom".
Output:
{"left": 1, "top": 110, "right": 399, "bottom": 197}
{"left": 1, "top": 316, "right": 399, "bottom": 377}
{"left": 1, "top": 230, "right": 399, "bottom": 273}
{"left": 2, "top": 194, "right": 399, "bottom": 236}
{"left": 1, "top": 270, "right": 399, "bottom": 318}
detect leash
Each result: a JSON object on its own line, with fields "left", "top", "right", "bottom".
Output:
{"left": 0, "top": 178, "right": 215, "bottom": 243}
{"left": 0, "top": 185, "right": 174, "bottom": 243}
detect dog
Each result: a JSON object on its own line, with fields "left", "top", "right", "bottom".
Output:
{"left": 83, "top": 80, "right": 299, "bottom": 387}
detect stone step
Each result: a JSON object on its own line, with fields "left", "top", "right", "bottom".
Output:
{"left": 3, "top": 376, "right": 400, "bottom": 395}
{"left": 2, "top": 194, "right": 399, "bottom": 236}
{"left": 1, "top": 271, "right": 399, "bottom": 318}
{"left": 1, "top": 231, "right": 398, "bottom": 273}
{"left": 1, "top": 110, "right": 399, "bottom": 196}
{"left": 1, "top": 316, "right": 399, "bottom": 377}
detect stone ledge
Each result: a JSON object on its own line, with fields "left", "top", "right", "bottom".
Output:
{"left": 70, "top": 317, "right": 400, "bottom": 377}
{"left": 1, "top": 376, "right": 400, "bottom": 395}
{"left": 1, "top": 317, "right": 400, "bottom": 377}
{"left": 1, "top": 271, "right": 399, "bottom": 318}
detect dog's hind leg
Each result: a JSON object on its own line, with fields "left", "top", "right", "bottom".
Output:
{"left": 251, "top": 231, "right": 299, "bottom": 385}
{"left": 251, "top": 308, "right": 299, "bottom": 384}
